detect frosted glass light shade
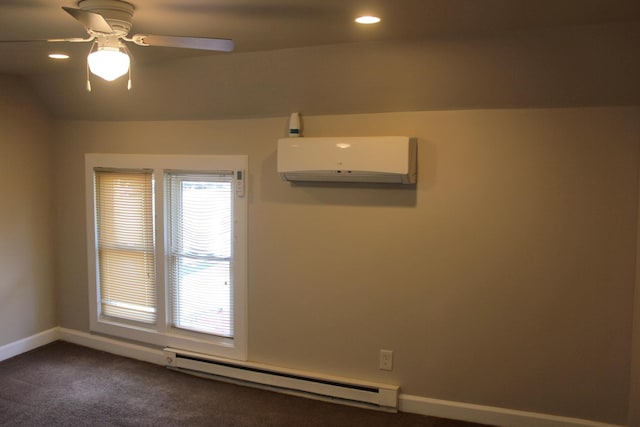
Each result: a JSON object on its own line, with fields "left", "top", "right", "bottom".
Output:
{"left": 88, "top": 48, "right": 130, "bottom": 81}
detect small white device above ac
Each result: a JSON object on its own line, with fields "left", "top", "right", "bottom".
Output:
{"left": 277, "top": 136, "right": 417, "bottom": 184}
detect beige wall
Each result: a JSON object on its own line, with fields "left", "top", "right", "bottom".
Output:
{"left": 0, "top": 75, "right": 56, "bottom": 346}
{"left": 53, "top": 106, "right": 639, "bottom": 424}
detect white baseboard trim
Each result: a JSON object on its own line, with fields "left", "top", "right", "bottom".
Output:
{"left": 0, "top": 329, "right": 627, "bottom": 427}
{"left": 0, "top": 327, "right": 60, "bottom": 362}
{"left": 58, "top": 327, "right": 165, "bottom": 366}
{"left": 399, "top": 394, "right": 624, "bottom": 427}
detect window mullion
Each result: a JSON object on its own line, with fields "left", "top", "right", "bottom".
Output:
{"left": 154, "top": 169, "right": 168, "bottom": 335}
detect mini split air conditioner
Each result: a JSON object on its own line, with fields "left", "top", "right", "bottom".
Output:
{"left": 277, "top": 136, "right": 417, "bottom": 184}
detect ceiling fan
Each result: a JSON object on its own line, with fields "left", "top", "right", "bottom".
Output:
{"left": 4, "top": 0, "right": 234, "bottom": 91}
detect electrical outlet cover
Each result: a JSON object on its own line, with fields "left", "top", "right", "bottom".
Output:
{"left": 380, "top": 349, "right": 393, "bottom": 371}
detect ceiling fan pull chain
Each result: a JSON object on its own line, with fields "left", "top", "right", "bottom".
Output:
{"left": 123, "top": 43, "right": 132, "bottom": 90}
{"left": 86, "top": 61, "right": 92, "bottom": 92}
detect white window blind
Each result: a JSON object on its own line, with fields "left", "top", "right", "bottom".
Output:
{"left": 166, "top": 172, "right": 234, "bottom": 337}
{"left": 94, "top": 169, "right": 156, "bottom": 324}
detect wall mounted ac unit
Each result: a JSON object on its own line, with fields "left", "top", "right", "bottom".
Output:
{"left": 277, "top": 136, "right": 417, "bottom": 184}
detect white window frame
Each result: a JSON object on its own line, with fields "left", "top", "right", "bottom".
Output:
{"left": 85, "top": 153, "right": 248, "bottom": 360}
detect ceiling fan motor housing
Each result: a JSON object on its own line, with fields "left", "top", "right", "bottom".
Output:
{"left": 78, "top": 0, "right": 134, "bottom": 36}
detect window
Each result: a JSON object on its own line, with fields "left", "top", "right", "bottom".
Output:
{"left": 94, "top": 169, "right": 156, "bottom": 324}
{"left": 85, "top": 154, "right": 247, "bottom": 360}
{"left": 166, "top": 172, "right": 234, "bottom": 337}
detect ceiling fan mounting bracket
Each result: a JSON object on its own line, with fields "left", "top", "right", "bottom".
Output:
{"left": 78, "top": 0, "right": 134, "bottom": 36}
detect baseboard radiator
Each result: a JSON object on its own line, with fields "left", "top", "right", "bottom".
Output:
{"left": 163, "top": 348, "right": 399, "bottom": 411}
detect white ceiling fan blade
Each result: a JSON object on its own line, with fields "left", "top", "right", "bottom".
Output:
{"left": 62, "top": 6, "right": 113, "bottom": 34}
{"left": 47, "top": 37, "right": 95, "bottom": 43}
{"left": 0, "top": 37, "right": 93, "bottom": 44}
{"left": 132, "top": 35, "right": 234, "bottom": 52}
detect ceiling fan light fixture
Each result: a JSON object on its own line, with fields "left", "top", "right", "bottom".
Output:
{"left": 88, "top": 46, "right": 130, "bottom": 81}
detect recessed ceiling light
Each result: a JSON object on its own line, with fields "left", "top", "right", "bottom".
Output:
{"left": 355, "top": 15, "right": 381, "bottom": 24}
{"left": 48, "top": 53, "right": 70, "bottom": 60}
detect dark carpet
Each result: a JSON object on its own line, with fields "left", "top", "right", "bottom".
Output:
{"left": 0, "top": 341, "right": 488, "bottom": 426}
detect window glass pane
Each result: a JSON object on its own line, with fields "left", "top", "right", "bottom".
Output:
{"left": 170, "top": 258, "right": 231, "bottom": 336}
{"left": 95, "top": 170, "right": 156, "bottom": 324}
{"left": 167, "top": 173, "right": 233, "bottom": 337}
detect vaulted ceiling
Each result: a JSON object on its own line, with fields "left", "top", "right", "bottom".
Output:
{"left": 1, "top": 0, "right": 639, "bottom": 120}
{"left": 1, "top": 0, "right": 639, "bottom": 75}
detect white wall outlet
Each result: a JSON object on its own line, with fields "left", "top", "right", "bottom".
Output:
{"left": 379, "top": 349, "right": 393, "bottom": 371}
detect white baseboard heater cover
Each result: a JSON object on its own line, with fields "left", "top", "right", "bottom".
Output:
{"left": 163, "top": 348, "right": 399, "bottom": 411}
